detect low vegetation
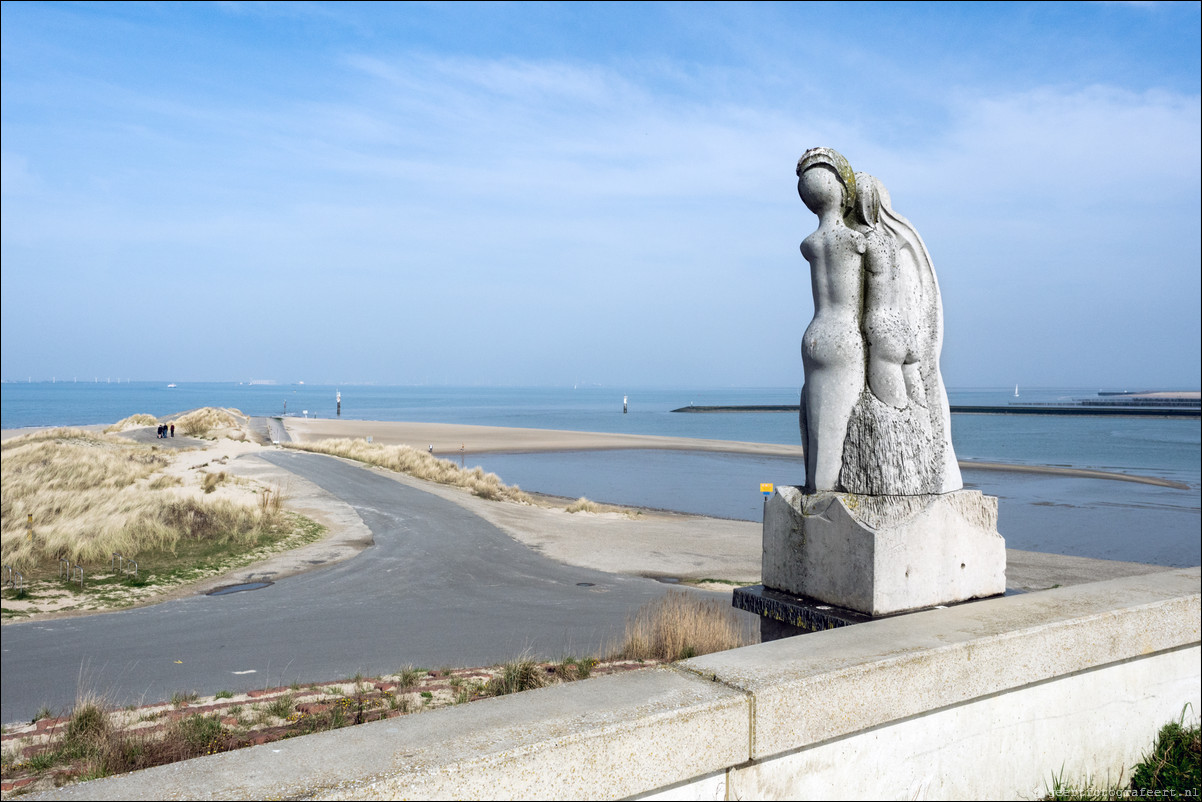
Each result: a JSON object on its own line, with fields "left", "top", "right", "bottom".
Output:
{"left": 283, "top": 441, "right": 649, "bottom": 517}
{"left": 103, "top": 414, "right": 159, "bottom": 433}
{"left": 284, "top": 438, "right": 532, "bottom": 503}
{"left": 1046, "top": 710, "right": 1200, "bottom": 799}
{"left": 173, "top": 407, "right": 247, "bottom": 438}
{"left": 1, "top": 580, "right": 754, "bottom": 792}
{"left": 565, "top": 497, "right": 601, "bottom": 514}
{"left": 611, "top": 589, "right": 751, "bottom": 661}
{"left": 1132, "top": 715, "right": 1200, "bottom": 792}
{"left": 485, "top": 657, "right": 558, "bottom": 696}
{"left": 1, "top": 425, "right": 321, "bottom": 618}
{"left": 200, "top": 471, "right": 228, "bottom": 494}
{"left": 0, "top": 655, "right": 647, "bottom": 794}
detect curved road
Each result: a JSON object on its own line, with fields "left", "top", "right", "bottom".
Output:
{"left": 1, "top": 451, "right": 693, "bottom": 723}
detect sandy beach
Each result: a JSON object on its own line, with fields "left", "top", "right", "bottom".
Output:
{"left": 282, "top": 418, "right": 806, "bottom": 457}
{"left": 281, "top": 417, "right": 1189, "bottom": 489}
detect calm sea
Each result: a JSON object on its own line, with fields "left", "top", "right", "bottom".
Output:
{"left": 3, "top": 382, "right": 1198, "bottom": 566}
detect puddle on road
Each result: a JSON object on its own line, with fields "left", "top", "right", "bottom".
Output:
{"left": 207, "top": 581, "right": 274, "bottom": 596}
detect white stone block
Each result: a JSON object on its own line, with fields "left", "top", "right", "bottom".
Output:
{"left": 762, "top": 486, "right": 1006, "bottom": 615}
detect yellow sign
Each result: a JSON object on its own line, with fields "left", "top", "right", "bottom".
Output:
{"left": 760, "top": 483, "right": 774, "bottom": 495}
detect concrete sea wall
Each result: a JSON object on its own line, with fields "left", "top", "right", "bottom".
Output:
{"left": 32, "top": 567, "right": 1201, "bottom": 800}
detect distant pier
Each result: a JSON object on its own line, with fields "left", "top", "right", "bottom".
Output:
{"left": 672, "top": 403, "right": 1200, "bottom": 418}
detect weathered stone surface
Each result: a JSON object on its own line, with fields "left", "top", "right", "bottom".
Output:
{"left": 840, "top": 390, "right": 939, "bottom": 495}
{"left": 762, "top": 486, "right": 1005, "bottom": 615}
{"left": 795, "top": 149, "right": 961, "bottom": 495}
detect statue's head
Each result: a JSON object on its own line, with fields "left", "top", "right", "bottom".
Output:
{"left": 796, "top": 147, "right": 856, "bottom": 217}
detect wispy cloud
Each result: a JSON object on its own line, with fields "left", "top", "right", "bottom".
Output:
{"left": 1, "top": 3, "right": 1198, "bottom": 385}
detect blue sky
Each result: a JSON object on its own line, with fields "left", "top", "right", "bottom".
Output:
{"left": 2, "top": 1, "right": 1199, "bottom": 388}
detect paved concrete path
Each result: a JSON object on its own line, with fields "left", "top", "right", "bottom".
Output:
{"left": 1, "top": 452, "right": 687, "bottom": 724}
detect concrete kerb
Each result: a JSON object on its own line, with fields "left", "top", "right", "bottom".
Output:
{"left": 27, "top": 567, "right": 1201, "bottom": 801}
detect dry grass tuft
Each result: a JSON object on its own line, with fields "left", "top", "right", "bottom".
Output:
{"left": 484, "top": 658, "right": 547, "bottom": 696}
{"left": 612, "top": 590, "right": 750, "bottom": 662}
{"left": 285, "top": 438, "right": 532, "bottom": 503}
{"left": 200, "top": 472, "right": 228, "bottom": 494}
{"left": 257, "top": 484, "right": 287, "bottom": 517}
{"left": 1, "top": 427, "right": 97, "bottom": 448}
{"left": 565, "top": 497, "right": 601, "bottom": 514}
{"left": 173, "top": 407, "right": 246, "bottom": 438}
{"left": 104, "top": 414, "right": 159, "bottom": 433}
{"left": 148, "top": 475, "right": 183, "bottom": 490}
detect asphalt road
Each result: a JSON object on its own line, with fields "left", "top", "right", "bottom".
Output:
{"left": 1, "top": 451, "right": 693, "bottom": 723}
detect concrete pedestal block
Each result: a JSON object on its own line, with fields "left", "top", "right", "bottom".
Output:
{"left": 762, "top": 486, "right": 1006, "bottom": 615}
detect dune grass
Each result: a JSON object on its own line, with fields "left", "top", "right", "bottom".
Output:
{"left": 611, "top": 590, "right": 750, "bottom": 662}
{"left": 104, "top": 414, "right": 159, "bottom": 433}
{"left": 0, "top": 428, "right": 306, "bottom": 608}
{"left": 1, "top": 429, "right": 271, "bottom": 567}
{"left": 284, "top": 438, "right": 532, "bottom": 503}
{"left": 173, "top": 407, "right": 246, "bottom": 438}
{"left": 565, "top": 497, "right": 601, "bottom": 513}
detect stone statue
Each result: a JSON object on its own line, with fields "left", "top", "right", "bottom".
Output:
{"left": 732, "top": 148, "right": 1005, "bottom": 622}
{"left": 795, "top": 148, "right": 961, "bottom": 495}
{"left": 795, "top": 148, "right": 865, "bottom": 494}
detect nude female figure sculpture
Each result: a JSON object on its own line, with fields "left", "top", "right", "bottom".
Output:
{"left": 796, "top": 147, "right": 866, "bottom": 492}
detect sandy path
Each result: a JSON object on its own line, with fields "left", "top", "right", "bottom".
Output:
{"left": 361, "top": 463, "right": 763, "bottom": 585}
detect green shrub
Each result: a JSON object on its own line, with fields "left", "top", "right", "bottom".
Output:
{"left": 169, "top": 714, "right": 225, "bottom": 757}
{"left": 266, "top": 694, "right": 294, "bottom": 719}
{"left": 1132, "top": 717, "right": 1200, "bottom": 793}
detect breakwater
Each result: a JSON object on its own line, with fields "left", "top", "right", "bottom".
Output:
{"left": 672, "top": 404, "right": 1200, "bottom": 418}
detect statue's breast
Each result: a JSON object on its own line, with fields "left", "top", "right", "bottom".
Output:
{"left": 801, "top": 226, "right": 865, "bottom": 264}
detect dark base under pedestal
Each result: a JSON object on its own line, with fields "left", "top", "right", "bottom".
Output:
{"left": 732, "top": 585, "right": 874, "bottom": 641}
{"left": 734, "top": 584, "right": 1015, "bottom": 642}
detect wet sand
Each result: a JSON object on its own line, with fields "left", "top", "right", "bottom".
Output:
{"left": 282, "top": 417, "right": 1189, "bottom": 489}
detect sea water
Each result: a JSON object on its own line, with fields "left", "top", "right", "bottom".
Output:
{"left": 3, "top": 382, "right": 1198, "bottom": 566}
